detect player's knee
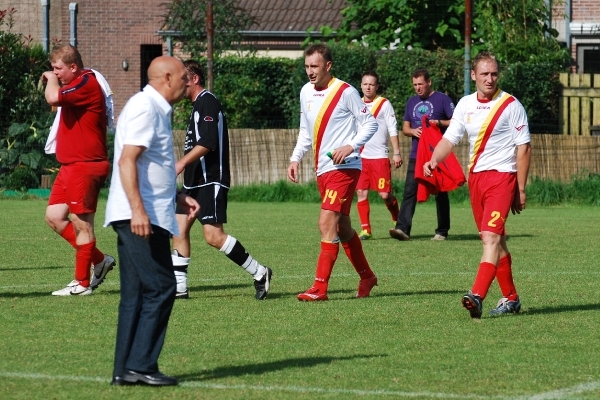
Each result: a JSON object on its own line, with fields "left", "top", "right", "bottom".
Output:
{"left": 380, "top": 192, "right": 391, "bottom": 201}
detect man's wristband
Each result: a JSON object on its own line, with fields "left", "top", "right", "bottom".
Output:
{"left": 393, "top": 153, "right": 401, "bottom": 156}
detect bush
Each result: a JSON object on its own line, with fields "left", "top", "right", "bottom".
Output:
{"left": 377, "top": 48, "right": 464, "bottom": 111}
{"left": 3, "top": 165, "right": 39, "bottom": 191}
{"left": 0, "top": 8, "right": 55, "bottom": 190}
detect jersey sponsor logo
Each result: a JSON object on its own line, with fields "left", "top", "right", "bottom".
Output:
{"left": 477, "top": 105, "right": 491, "bottom": 110}
{"left": 204, "top": 116, "right": 214, "bottom": 122}
{"left": 515, "top": 124, "right": 527, "bottom": 131}
{"left": 313, "top": 93, "right": 325, "bottom": 97}
{"left": 361, "top": 106, "right": 367, "bottom": 113}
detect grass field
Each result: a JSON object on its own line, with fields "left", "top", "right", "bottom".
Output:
{"left": 0, "top": 199, "right": 599, "bottom": 400}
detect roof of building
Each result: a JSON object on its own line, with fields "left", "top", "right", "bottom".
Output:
{"left": 236, "top": 0, "right": 344, "bottom": 33}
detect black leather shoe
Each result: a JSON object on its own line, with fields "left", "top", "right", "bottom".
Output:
{"left": 122, "top": 370, "right": 178, "bottom": 386}
{"left": 110, "top": 376, "right": 134, "bottom": 386}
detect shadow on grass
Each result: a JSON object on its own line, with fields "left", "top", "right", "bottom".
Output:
{"left": 0, "top": 266, "right": 64, "bottom": 272}
{"left": 376, "top": 289, "right": 464, "bottom": 298}
{"left": 398, "top": 233, "right": 534, "bottom": 241}
{"left": 188, "top": 283, "right": 249, "bottom": 292}
{"left": 523, "top": 303, "right": 600, "bottom": 315}
{"left": 178, "top": 354, "right": 386, "bottom": 382}
{"left": 264, "top": 288, "right": 464, "bottom": 301}
{"left": 0, "top": 291, "right": 54, "bottom": 298}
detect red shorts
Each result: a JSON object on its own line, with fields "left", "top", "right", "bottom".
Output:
{"left": 356, "top": 158, "right": 392, "bottom": 192}
{"left": 317, "top": 169, "right": 360, "bottom": 215}
{"left": 468, "top": 170, "right": 517, "bottom": 235}
{"left": 49, "top": 160, "right": 110, "bottom": 214}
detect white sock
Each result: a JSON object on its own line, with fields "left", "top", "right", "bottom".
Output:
{"left": 172, "top": 251, "right": 190, "bottom": 292}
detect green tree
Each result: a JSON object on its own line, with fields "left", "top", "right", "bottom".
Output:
{"left": 316, "top": 0, "right": 569, "bottom": 66}
{"left": 314, "top": 0, "right": 464, "bottom": 51}
{"left": 163, "top": 0, "right": 256, "bottom": 57}
{"left": 472, "top": 0, "right": 569, "bottom": 65}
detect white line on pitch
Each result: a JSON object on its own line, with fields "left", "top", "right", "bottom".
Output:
{"left": 0, "top": 371, "right": 502, "bottom": 399}
{"left": 2, "top": 270, "right": 598, "bottom": 291}
{"left": 515, "top": 380, "right": 600, "bottom": 400}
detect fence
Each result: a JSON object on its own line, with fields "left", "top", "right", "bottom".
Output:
{"left": 559, "top": 73, "right": 600, "bottom": 135}
{"left": 173, "top": 130, "right": 600, "bottom": 186}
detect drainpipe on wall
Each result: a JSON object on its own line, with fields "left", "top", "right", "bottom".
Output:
{"left": 166, "top": 36, "right": 172, "bottom": 56}
{"left": 565, "top": 0, "right": 571, "bottom": 65}
{"left": 69, "top": 3, "right": 77, "bottom": 47}
{"left": 41, "top": 0, "right": 49, "bottom": 53}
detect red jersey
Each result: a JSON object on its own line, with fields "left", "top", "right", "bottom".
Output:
{"left": 56, "top": 70, "right": 107, "bottom": 164}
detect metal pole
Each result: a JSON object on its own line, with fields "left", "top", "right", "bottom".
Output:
{"left": 464, "top": 0, "right": 472, "bottom": 96}
{"left": 206, "top": 0, "right": 214, "bottom": 92}
{"left": 69, "top": 3, "right": 77, "bottom": 47}
{"left": 41, "top": 0, "right": 49, "bottom": 53}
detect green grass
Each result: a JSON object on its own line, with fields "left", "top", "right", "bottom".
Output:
{"left": 1, "top": 199, "right": 599, "bottom": 399}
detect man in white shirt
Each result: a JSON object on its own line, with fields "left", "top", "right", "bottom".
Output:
{"left": 105, "top": 56, "right": 199, "bottom": 386}
{"left": 424, "top": 51, "right": 531, "bottom": 319}
{"left": 355, "top": 71, "right": 403, "bottom": 240}
{"left": 287, "top": 43, "right": 379, "bottom": 301}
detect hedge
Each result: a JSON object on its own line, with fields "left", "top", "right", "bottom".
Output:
{"left": 175, "top": 43, "right": 566, "bottom": 133}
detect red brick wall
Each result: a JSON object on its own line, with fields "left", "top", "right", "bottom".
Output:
{"left": 572, "top": 0, "right": 600, "bottom": 21}
{"left": 56, "top": 0, "right": 167, "bottom": 116}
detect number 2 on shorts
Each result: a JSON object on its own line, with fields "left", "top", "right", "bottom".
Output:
{"left": 487, "top": 211, "right": 501, "bottom": 227}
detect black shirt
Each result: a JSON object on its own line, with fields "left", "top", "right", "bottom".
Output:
{"left": 183, "top": 90, "right": 231, "bottom": 188}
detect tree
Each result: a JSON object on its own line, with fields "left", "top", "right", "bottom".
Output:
{"left": 472, "top": 0, "right": 569, "bottom": 64}
{"left": 315, "top": 0, "right": 569, "bottom": 65}
{"left": 163, "top": 0, "right": 256, "bottom": 57}
{"left": 316, "top": 0, "right": 464, "bottom": 51}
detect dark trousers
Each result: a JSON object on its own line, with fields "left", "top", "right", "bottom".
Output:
{"left": 112, "top": 221, "right": 176, "bottom": 377}
{"left": 395, "top": 158, "right": 451, "bottom": 237}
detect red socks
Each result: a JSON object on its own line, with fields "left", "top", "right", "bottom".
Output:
{"left": 496, "top": 254, "right": 518, "bottom": 301}
{"left": 342, "top": 232, "right": 375, "bottom": 279}
{"left": 313, "top": 241, "right": 339, "bottom": 292}
{"left": 60, "top": 222, "right": 104, "bottom": 284}
{"left": 75, "top": 240, "right": 96, "bottom": 287}
{"left": 356, "top": 199, "right": 371, "bottom": 233}
{"left": 386, "top": 196, "right": 399, "bottom": 223}
{"left": 59, "top": 222, "right": 77, "bottom": 248}
{"left": 471, "top": 262, "right": 497, "bottom": 300}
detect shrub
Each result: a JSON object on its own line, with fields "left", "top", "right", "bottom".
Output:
{"left": 0, "top": 8, "right": 55, "bottom": 190}
{"left": 3, "top": 165, "right": 39, "bottom": 191}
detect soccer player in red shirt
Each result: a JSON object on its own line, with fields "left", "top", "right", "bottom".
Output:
{"left": 41, "top": 45, "right": 115, "bottom": 296}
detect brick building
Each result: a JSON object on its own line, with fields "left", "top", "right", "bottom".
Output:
{"left": 552, "top": 0, "right": 600, "bottom": 73}
{"left": 2, "top": 0, "right": 598, "bottom": 116}
{"left": 1, "top": 0, "right": 170, "bottom": 116}
{"left": 0, "top": 0, "right": 344, "bottom": 116}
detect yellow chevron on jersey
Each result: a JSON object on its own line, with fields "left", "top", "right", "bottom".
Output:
{"left": 366, "top": 96, "right": 387, "bottom": 118}
{"left": 312, "top": 79, "right": 346, "bottom": 152}
{"left": 469, "top": 91, "right": 514, "bottom": 169}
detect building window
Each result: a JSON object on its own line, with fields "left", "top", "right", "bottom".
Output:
{"left": 577, "top": 44, "right": 600, "bottom": 74}
{"left": 140, "top": 44, "right": 163, "bottom": 90}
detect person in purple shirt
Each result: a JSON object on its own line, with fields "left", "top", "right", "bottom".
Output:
{"left": 389, "top": 68, "right": 455, "bottom": 241}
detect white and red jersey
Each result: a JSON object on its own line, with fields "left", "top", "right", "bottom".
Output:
{"left": 444, "top": 89, "right": 530, "bottom": 173}
{"left": 360, "top": 95, "right": 398, "bottom": 159}
{"left": 290, "top": 77, "right": 378, "bottom": 176}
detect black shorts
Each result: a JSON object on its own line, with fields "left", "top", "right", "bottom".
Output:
{"left": 176, "top": 185, "right": 228, "bottom": 225}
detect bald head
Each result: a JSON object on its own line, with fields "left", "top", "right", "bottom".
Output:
{"left": 147, "top": 56, "right": 189, "bottom": 105}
